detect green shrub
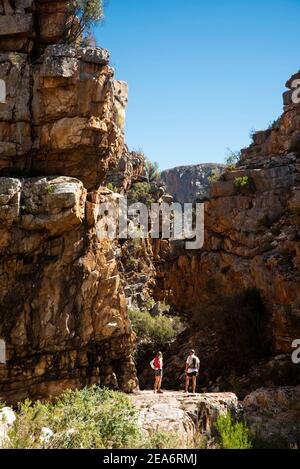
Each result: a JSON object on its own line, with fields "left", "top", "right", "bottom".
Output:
{"left": 46, "top": 184, "right": 55, "bottom": 194}
{"left": 129, "top": 308, "right": 184, "bottom": 359}
{"left": 216, "top": 413, "right": 252, "bottom": 449}
{"left": 5, "top": 387, "right": 206, "bottom": 449}
{"left": 208, "top": 170, "right": 219, "bottom": 185}
{"left": 127, "top": 182, "right": 154, "bottom": 207}
{"left": 147, "top": 431, "right": 184, "bottom": 449}
{"left": 107, "top": 182, "right": 118, "bottom": 193}
{"left": 7, "top": 387, "right": 144, "bottom": 449}
{"left": 234, "top": 176, "right": 249, "bottom": 188}
{"left": 145, "top": 159, "right": 160, "bottom": 183}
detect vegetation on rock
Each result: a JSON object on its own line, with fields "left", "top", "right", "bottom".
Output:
{"left": 234, "top": 176, "right": 250, "bottom": 188}
{"left": 66, "top": 0, "right": 104, "bottom": 44}
{"left": 129, "top": 307, "right": 184, "bottom": 361}
{"left": 6, "top": 387, "right": 141, "bottom": 449}
{"left": 208, "top": 169, "right": 219, "bottom": 185}
{"left": 216, "top": 413, "right": 252, "bottom": 449}
{"left": 225, "top": 148, "right": 241, "bottom": 169}
{"left": 3, "top": 387, "right": 192, "bottom": 450}
{"left": 127, "top": 181, "right": 155, "bottom": 207}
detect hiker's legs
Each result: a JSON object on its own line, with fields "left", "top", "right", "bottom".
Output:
{"left": 157, "top": 375, "right": 162, "bottom": 392}
{"left": 185, "top": 375, "right": 190, "bottom": 392}
{"left": 154, "top": 375, "right": 160, "bottom": 392}
{"left": 192, "top": 375, "right": 197, "bottom": 393}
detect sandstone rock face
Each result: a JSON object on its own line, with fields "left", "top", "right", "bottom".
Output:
{"left": 104, "top": 148, "right": 146, "bottom": 193}
{"left": 0, "top": 0, "right": 35, "bottom": 53}
{"left": 131, "top": 391, "right": 239, "bottom": 444}
{"left": 0, "top": 3, "right": 138, "bottom": 403}
{"left": 0, "top": 42, "right": 125, "bottom": 190}
{"left": 161, "top": 164, "right": 225, "bottom": 203}
{"left": 0, "top": 1, "right": 128, "bottom": 191}
{"left": 30, "top": 45, "right": 125, "bottom": 190}
{"left": 0, "top": 178, "right": 138, "bottom": 403}
{"left": 243, "top": 386, "right": 300, "bottom": 447}
{"left": 149, "top": 74, "right": 300, "bottom": 404}
{"left": 162, "top": 77, "right": 300, "bottom": 359}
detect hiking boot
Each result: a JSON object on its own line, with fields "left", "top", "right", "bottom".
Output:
{"left": 157, "top": 390, "right": 164, "bottom": 394}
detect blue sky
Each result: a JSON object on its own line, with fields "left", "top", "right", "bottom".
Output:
{"left": 95, "top": 0, "right": 300, "bottom": 170}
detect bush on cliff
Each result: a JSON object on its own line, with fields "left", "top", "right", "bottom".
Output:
{"left": 129, "top": 308, "right": 184, "bottom": 360}
{"left": 225, "top": 148, "right": 241, "bottom": 169}
{"left": 216, "top": 413, "right": 252, "bottom": 449}
{"left": 127, "top": 182, "right": 154, "bottom": 207}
{"left": 66, "top": 0, "right": 104, "bottom": 44}
{"left": 6, "top": 387, "right": 143, "bottom": 449}
{"left": 145, "top": 159, "right": 160, "bottom": 183}
{"left": 4, "top": 387, "right": 192, "bottom": 449}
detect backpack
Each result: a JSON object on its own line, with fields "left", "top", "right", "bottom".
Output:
{"left": 190, "top": 356, "right": 199, "bottom": 370}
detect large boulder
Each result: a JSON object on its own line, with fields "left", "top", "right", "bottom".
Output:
{"left": 243, "top": 386, "right": 300, "bottom": 447}
{"left": 132, "top": 391, "right": 239, "bottom": 445}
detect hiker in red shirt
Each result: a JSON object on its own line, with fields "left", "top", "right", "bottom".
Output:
{"left": 150, "top": 351, "right": 163, "bottom": 394}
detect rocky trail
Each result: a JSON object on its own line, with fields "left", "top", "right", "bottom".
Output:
{"left": 131, "top": 388, "right": 300, "bottom": 447}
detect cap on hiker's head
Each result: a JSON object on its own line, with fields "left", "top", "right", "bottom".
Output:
{"left": 190, "top": 349, "right": 195, "bottom": 354}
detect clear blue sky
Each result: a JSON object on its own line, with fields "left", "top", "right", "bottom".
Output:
{"left": 95, "top": 0, "right": 300, "bottom": 171}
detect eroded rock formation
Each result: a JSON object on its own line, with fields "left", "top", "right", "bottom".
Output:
{"left": 131, "top": 390, "right": 239, "bottom": 446}
{"left": 243, "top": 385, "right": 300, "bottom": 446}
{"left": 0, "top": 1, "right": 138, "bottom": 403}
{"left": 161, "top": 163, "right": 225, "bottom": 203}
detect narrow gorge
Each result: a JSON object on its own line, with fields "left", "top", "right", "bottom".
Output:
{"left": 0, "top": 0, "right": 299, "bottom": 450}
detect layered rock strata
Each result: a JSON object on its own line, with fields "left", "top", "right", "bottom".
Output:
{"left": 0, "top": 1, "right": 138, "bottom": 402}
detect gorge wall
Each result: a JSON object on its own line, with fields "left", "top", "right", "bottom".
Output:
{"left": 158, "top": 74, "right": 300, "bottom": 396}
{"left": 0, "top": 0, "right": 139, "bottom": 403}
{"left": 161, "top": 163, "right": 225, "bottom": 203}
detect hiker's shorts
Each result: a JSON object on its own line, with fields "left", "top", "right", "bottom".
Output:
{"left": 187, "top": 372, "right": 198, "bottom": 377}
{"left": 155, "top": 369, "right": 163, "bottom": 377}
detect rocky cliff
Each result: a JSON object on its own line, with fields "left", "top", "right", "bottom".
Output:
{"left": 161, "top": 163, "right": 225, "bottom": 203}
{"left": 0, "top": 1, "right": 139, "bottom": 403}
{"left": 158, "top": 73, "right": 300, "bottom": 395}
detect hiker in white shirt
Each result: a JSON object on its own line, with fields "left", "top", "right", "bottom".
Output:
{"left": 185, "top": 349, "right": 200, "bottom": 394}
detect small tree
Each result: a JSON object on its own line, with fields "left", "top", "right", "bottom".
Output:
{"left": 225, "top": 148, "right": 241, "bottom": 169}
{"left": 145, "top": 159, "right": 160, "bottom": 183}
{"left": 66, "top": 0, "right": 104, "bottom": 45}
{"left": 208, "top": 169, "right": 219, "bottom": 185}
{"left": 216, "top": 413, "right": 252, "bottom": 449}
